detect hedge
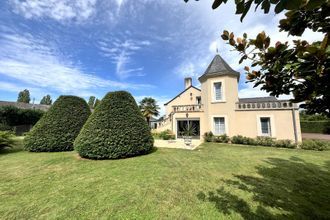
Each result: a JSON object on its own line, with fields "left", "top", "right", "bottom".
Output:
{"left": 74, "top": 91, "right": 154, "bottom": 159}
{"left": 300, "top": 121, "right": 330, "bottom": 134}
{"left": 24, "top": 96, "right": 91, "bottom": 152}
{"left": 0, "top": 106, "right": 44, "bottom": 127}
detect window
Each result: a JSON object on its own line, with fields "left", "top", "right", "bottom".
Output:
{"left": 214, "top": 82, "right": 222, "bottom": 101}
{"left": 260, "top": 117, "right": 271, "bottom": 136}
{"left": 214, "top": 117, "right": 225, "bottom": 135}
{"left": 196, "top": 96, "right": 201, "bottom": 105}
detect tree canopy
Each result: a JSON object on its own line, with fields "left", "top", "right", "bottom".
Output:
{"left": 40, "top": 95, "right": 52, "bottom": 105}
{"left": 17, "top": 89, "right": 30, "bottom": 103}
{"left": 184, "top": 0, "right": 330, "bottom": 116}
{"left": 139, "top": 97, "right": 160, "bottom": 126}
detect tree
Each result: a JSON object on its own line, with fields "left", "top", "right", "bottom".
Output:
{"left": 88, "top": 96, "right": 96, "bottom": 108}
{"left": 184, "top": 0, "right": 330, "bottom": 116}
{"left": 40, "top": 95, "right": 52, "bottom": 105}
{"left": 94, "top": 98, "right": 101, "bottom": 108}
{"left": 74, "top": 91, "right": 154, "bottom": 159}
{"left": 139, "top": 97, "right": 160, "bottom": 126}
{"left": 24, "top": 96, "right": 91, "bottom": 152}
{"left": 17, "top": 89, "right": 30, "bottom": 103}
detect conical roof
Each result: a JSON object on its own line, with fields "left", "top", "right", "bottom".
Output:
{"left": 198, "top": 54, "right": 240, "bottom": 82}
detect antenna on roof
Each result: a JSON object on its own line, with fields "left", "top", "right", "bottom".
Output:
{"left": 216, "top": 46, "right": 219, "bottom": 54}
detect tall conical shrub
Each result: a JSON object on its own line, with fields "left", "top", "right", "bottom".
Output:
{"left": 74, "top": 91, "right": 154, "bottom": 159}
{"left": 24, "top": 96, "right": 91, "bottom": 152}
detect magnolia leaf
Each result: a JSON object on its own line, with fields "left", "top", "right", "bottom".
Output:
{"left": 212, "top": 0, "right": 223, "bottom": 9}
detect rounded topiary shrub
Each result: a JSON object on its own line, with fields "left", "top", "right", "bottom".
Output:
{"left": 74, "top": 91, "right": 154, "bottom": 159}
{"left": 24, "top": 96, "right": 91, "bottom": 152}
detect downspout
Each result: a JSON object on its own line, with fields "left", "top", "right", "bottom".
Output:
{"left": 291, "top": 108, "right": 298, "bottom": 145}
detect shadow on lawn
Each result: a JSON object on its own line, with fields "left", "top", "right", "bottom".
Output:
{"left": 197, "top": 157, "right": 330, "bottom": 219}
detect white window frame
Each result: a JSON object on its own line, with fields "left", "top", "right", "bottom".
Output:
{"left": 256, "top": 115, "right": 276, "bottom": 137}
{"left": 211, "top": 115, "right": 229, "bottom": 135}
{"left": 210, "top": 79, "right": 226, "bottom": 103}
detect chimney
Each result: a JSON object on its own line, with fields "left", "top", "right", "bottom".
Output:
{"left": 184, "top": 77, "right": 192, "bottom": 89}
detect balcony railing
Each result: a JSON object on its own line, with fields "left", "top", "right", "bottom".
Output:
{"left": 236, "top": 100, "right": 297, "bottom": 111}
{"left": 172, "top": 104, "right": 203, "bottom": 113}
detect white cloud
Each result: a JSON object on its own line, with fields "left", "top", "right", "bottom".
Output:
{"left": 0, "top": 31, "right": 153, "bottom": 98}
{"left": 98, "top": 38, "right": 151, "bottom": 79}
{"left": 10, "top": 0, "right": 97, "bottom": 23}
{"left": 238, "top": 83, "right": 293, "bottom": 100}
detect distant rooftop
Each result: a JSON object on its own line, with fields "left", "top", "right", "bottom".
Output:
{"left": 0, "top": 101, "right": 50, "bottom": 111}
{"left": 198, "top": 54, "right": 240, "bottom": 82}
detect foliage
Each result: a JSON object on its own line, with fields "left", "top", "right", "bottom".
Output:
{"left": 159, "top": 129, "right": 175, "bottom": 140}
{"left": 40, "top": 95, "right": 52, "bottom": 105}
{"left": 88, "top": 96, "right": 96, "bottom": 109}
{"left": 0, "top": 131, "right": 15, "bottom": 150}
{"left": 255, "top": 136, "right": 275, "bottom": 146}
{"left": 231, "top": 135, "right": 257, "bottom": 145}
{"left": 24, "top": 96, "right": 90, "bottom": 152}
{"left": 185, "top": 0, "right": 330, "bottom": 116}
{"left": 0, "top": 106, "right": 44, "bottom": 127}
{"left": 0, "top": 123, "right": 13, "bottom": 132}
{"left": 300, "top": 139, "right": 330, "bottom": 151}
{"left": 300, "top": 121, "right": 330, "bottom": 134}
{"left": 213, "top": 134, "right": 230, "bottom": 143}
{"left": 273, "top": 139, "right": 296, "bottom": 149}
{"left": 231, "top": 135, "right": 296, "bottom": 148}
{"left": 181, "top": 123, "right": 197, "bottom": 137}
{"left": 300, "top": 112, "right": 329, "bottom": 121}
{"left": 17, "top": 89, "right": 31, "bottom": 103}
{"left": 74, "top": 91, "right": 154, "bottom": 159}
{"left": 203, "top": 131, "right": 214, "bottom": 142}
{"left": 94, "top": 98, "right": 101, "bottom": 108}
{"left": 139, "top": 97, "right": 160, "bottom": 126}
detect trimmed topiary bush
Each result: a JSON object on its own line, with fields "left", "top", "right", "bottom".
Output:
{"left": 74, "top": 91, "right": 154, "bottom": 159}
{"left": 24, "top": 96, "right": 91, "bottom": 152}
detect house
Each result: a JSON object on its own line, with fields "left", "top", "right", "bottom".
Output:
{"left": 155, "top": 54, "right": 302, "bottom": 143}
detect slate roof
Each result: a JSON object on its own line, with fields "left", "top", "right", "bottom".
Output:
{"left": 0, "top": 101, "right": 50, "bottom": 111}
{"left": 198, "top": 54, "right": 240, "bottom": 82}
{"left": 238, "top": 97, "right": 278, "bottom": 103}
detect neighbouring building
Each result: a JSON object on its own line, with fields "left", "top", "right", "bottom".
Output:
{"left": 155, "top": 54, "right": 302, "bottom": 143}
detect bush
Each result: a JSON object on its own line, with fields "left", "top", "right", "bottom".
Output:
{"left": 24, "top": 96, "right": 90, "bottom": 152}
{"left": 300, "top": 139, "right": 330, "bottom": 151}
{"left": 256, "top": 136, "right": 275, "bottom": 146}
{"left": 273, "top": 139, "right": 296, "bottom": 149}
{"left": 231, "top": 135, "right": 256, "bottom": 145}
{"left": 0, "top": 131, "right": 15, "bottom": 150}
{"left": 203, "top": 132, "right": 214, "bottom": 142}
{"left": 213, "top": 134, "right": 230, "bottom": 143}
{"left": 159, "top": 129, "right": 175, "bottom": 140}
{"left": 300, "top": 121, "right": 330, "bottom": 134}
{"left": 74, "top": 91, "right": 154, "bottom": 159}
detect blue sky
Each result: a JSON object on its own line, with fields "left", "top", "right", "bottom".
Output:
{"left": 0, "top": 0, "right": 321, "bottom": 115}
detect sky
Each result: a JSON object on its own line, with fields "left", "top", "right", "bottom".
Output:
{"left": 0, "top": 0, "right": 322, "bottom": 115}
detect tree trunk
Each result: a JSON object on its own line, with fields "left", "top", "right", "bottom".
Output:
{"left": 147, "top": 117, "right": 150, "bottom": 127}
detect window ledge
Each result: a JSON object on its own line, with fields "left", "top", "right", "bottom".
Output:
{"left": 211, "top": 100, "right": 226, "bottom": 104}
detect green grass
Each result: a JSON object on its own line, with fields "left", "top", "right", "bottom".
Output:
{"left": 1, "top": 139, "right": 330, "bottom": 219}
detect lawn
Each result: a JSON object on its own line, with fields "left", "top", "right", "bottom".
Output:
{"left": 1, "top": 139, "right": 330, "bottom": 219}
